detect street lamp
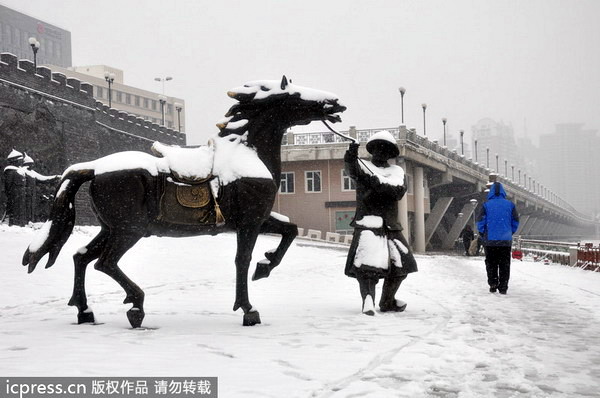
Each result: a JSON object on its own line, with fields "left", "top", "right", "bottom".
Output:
{"left": 28, "top": 37, "right": 40, "bottom": 69}
{"left": 158, "top": 95, "right": 167, "bottom": 126}
{"left": 442, "top": 118, "right": 447, "bottom": 146}
{"left": 518, "top": 169, "right": 521, "bottom": 185}
{"left": 421, "top": 103, "right": 427, "bottom": 136}
{"left": 504, "top": 160, "right": 508, "bottom": 177}
{"left": 495, "top": 154, "right": 499, "bottom": 173}
{"left": 174, "top": 102, "right": 183, "bottom": 132}
{"left": 486, "top": 148, "right": 490, "bottom": 168}
{"left": 398, "top": 87, "right": 406, "bottom": 124}
{"left": 104, "top": 72, "right": 115, "bottom": 108}
{"left": 511, "top": 165, "right": 514, "bottom": 181}
{"left": 474, "top": 140, "right": 478, "bottom": 162}
{"left": 154, "top": 76, "right": 173, "bottom": 94}
{"left": 460, "top": 130, "right": 464, "bottom": 155}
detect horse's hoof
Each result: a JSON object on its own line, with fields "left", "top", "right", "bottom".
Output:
{"left": 242, "top": 311, "right": 261, "bottom": 326}
{"left": 77, "top": 311, "right": 95, "bottom": 324}
{"left": 127, "top": 308, "right": 145, "bottom": 328}
{"left": 252, "top": 262, "right": 271, "bottom": 281}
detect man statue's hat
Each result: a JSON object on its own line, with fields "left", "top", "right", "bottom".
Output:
{"left": 366, "top": 130, "right": 399, "bottom": 157}
{"left": 7, "top": 149, "right": 24, "bottom": 160}
{"left": 23, "top": 153, "right": 34, "bottom": 165}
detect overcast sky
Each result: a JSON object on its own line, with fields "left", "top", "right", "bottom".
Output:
{"left": 3, "top": 0, "right": 600, "bottom": 145}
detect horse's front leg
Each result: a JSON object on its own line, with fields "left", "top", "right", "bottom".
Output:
{"left": 233, "top": 225, "right": 262, "bottom": 326}
{"left": 252, "top": 215, "right": 298, "bottom": 281}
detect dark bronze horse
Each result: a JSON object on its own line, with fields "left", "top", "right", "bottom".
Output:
{"left": 22, "top": 76, "right": 346, "bottom": 327}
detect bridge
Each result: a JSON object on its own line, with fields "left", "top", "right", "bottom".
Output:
{"left": 278, "top": 125, "right": 599, "bottom": 252}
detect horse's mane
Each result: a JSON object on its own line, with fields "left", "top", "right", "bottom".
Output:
{"left": 216, "top": 78, "right": 293, "bottom": 139}
{"left": 216, "top": 102, "right": 258, "bottom": 139}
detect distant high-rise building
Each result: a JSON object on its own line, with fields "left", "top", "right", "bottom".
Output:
{"left": 471, "top": 118, "right": 522, "bottom": 178}
{"left": 538, "top": 124, "right": 600, "bottom": 216}
{"left": 0, "top": 4, "right": 72, "bottom": 67}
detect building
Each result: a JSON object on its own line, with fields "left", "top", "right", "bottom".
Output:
{"left": 49, "top": 65, "right": 186, "bottom": 132}
{"left": 538, "top": 123, "right": 600, "bottom": 216}
{"left": 0, "top": 4, "right": 72, "bottom": 67}
{"left": 275, "top": 126, "right": 431, "bottom": 244}
{"left": 470, "top": 118, "right": 524, "bottom": 178}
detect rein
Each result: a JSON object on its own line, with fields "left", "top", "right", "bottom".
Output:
{"left": 321, "top": 120, "right": 374, "bottom": 175}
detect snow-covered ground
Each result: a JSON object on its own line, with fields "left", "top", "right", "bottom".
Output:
{"left": 1, "top": 225, "right": 599, "bottom": 397}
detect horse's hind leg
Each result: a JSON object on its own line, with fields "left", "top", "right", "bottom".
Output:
{"left": 234, "top": 225, "right": 262, "bottom": 326}
{"left": 94, "top": 231, "right": 146, "bottom": 328}
{"left": 68, "top": 227, "right": 110, "bottom": 324}
{"left": 252, "top": 216, "right": 298, "bottom": 281}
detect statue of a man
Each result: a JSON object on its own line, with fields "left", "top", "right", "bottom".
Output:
{"left": 3, "top": 149, "right": 26, "bottom": 226}
{"left": 344, "top": 131, "right": 418, "bottom": 315}
{"left": 22, "top": 153, "right": 60, "bottom": 222}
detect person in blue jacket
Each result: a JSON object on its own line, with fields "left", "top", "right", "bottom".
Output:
{"left": 476, "top": 181, "right": 519, "bottom": 294}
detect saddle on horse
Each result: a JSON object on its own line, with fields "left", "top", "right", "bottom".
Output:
{"left": 151, "top": 141, "right": 225, "bottom": 226}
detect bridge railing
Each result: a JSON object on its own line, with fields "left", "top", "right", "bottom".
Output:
{"left": 284, "top": 127, "right": 590, "bottom": 222}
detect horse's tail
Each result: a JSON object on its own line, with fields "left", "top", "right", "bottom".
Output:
{"left": 22, "top": 168, "right": 95, "bottom": 273}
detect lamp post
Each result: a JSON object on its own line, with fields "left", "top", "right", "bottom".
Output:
{"left": 442, "top": 118, "right": 447, "bottom": 146}
{"left": 104, "top": 72, "right": 115, "bottom": 108}
{"left": 495, "top": 154, "right": 499, "bottom": 173}
{"left": 518, "top": 169, "right": 521, "bottom": 185}
{"left": 158, "top": 95, "right": 167, "bottom": 126}
{"left": 398, "top": 87, "right": 406, "bottom": 124}
{"left": 28, "top": 37, "right": 40, "bottom": 69}
{"left": 511, "top": 165, "right": 514, "bottom": 181}
{"left": 421, "top": 103, "right": 427, "bottom": 136}
{"left": 474, "top": 140, "right": 478, "bottom": 163}
{"left": 174, "top": 102, "right": 183, "bottom": 132}
{"left": 486, "top": 148, "right": 490, "bottom": 168}
{"left": 504, "top": 160, "right": 508, "bottom": 177}
{"left": 459, "top": 130, "right": 464, "bottom": 155}
{"left": 154, "top": 76, "right": 173, "bottom": 94}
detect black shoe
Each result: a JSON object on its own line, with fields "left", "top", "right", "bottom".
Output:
{"left": 499, "top": 290, "right": 507, "bottom": 295}
{"left": 489, "top": 286, "right": 497, "bottom": 293}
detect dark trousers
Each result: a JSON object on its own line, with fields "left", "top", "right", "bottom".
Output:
{"left": 485, "top": 246, "right": 511, "bottom": 291}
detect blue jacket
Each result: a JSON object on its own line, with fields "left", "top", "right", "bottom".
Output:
{"left": 477, "top": 182, "right": 519, "bottom": 247}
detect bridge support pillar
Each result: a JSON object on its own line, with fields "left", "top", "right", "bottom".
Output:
{"left": 398, "top": 194, "right": 409, "bottom": 244}
{"left": 425, "top": 197, "right": 454, "bottom": 247}
{"left": 522, "top": 216, "right": 539, "bottom": 237}
{"left": 515, "top": 215, "right": 530, "bottom": 236}
{"left": 536, "top": 219, "right": 551, "bottom": 238}
{"left": 414, "top": 166, "right": 426, "bottom": 252}
{"left": 442, "top": 202, "right": 477, "bottom": 249}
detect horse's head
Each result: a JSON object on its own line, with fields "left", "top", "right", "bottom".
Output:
{"left": 219, "top": 76, "right": 346, "bottom": 137}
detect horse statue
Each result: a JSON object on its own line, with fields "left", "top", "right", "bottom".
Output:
{"left": 22, "top": 76, "right": 346, "bottom": 328}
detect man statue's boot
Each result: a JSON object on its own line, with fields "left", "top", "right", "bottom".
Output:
{"left": 358, "top": 277, "right": 377, "bottom": 316}
{"left": 379, "top": 276, "right": 407, "bottom": 312}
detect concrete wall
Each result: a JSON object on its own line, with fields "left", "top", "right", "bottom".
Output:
{"left": 0, "top": 53, "right": 184, "bottom": 224}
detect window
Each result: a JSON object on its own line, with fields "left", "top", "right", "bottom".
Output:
{"left": 406, "top": 174, "right": 413, "bottom": 194}
{"left": 125, "top": 94, "right": 131, "bottom": 105}
{"left": 116, "top": 91, "right": 122, "bottom": 103}
{"left": 167, "top": 104, "right": 173, "bottom": 115}
{"left": 151, "top": 100, "right": 157, "bottom": 111}
{"left": 305, "top": 171, "right": 321, "bottom": 193}
{"left": 96, "top": 86, "right": 104, "bottom": 99}
{"left": 134, "top": 95, "right": 140, "bottom": 107}
{"left": 280, "top": 172, "right": 295, "bottom": 194}
{"left": 143, "top": 98, "right": 149, "bottom": 108}
{"left": 335, "top": 211, "right": 355, "bottom": 234}
{"left": 341, "top": 169, "right": 355, "bottom": 191}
